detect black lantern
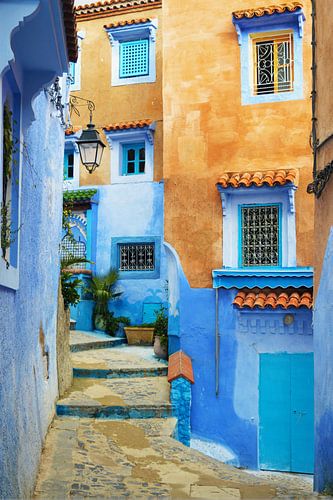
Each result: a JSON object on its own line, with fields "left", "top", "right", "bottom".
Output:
{"left": 76, "top": 123, "right": 106, "bottom": 174}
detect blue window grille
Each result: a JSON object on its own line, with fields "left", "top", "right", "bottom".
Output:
{"left": 119, "top": 39, "right": 149, "bottom": 78}
{"left": 122, "top": 142, "right": 145, "bottom": 175}
{"left": 119, "top": 242, "right": 155, "bottom": 271}
{"left": 64, "top": 152, "right": 74, "bottom": 180}
{"left": 239, "top": 204, "right": 281, "bottom": 267}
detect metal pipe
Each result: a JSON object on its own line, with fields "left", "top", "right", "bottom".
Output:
{"left": 311, "top": 0, "right": 317, "bottom": 179}
{"left": 215, "top": 287, "right": 220, "bottom": 396}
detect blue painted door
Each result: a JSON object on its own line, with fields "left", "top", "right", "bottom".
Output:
{"left": 259, "top": 353, "right": 314, "bottom": 473}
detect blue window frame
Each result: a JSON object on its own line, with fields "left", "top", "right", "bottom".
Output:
{"left": 64, "top": 152, "right": 74, "bottom": 180}
{"left": 239, "top": 203, "right": 282, "bottom": 267}
{"left": 119, "top": 39, "right": 149, "bottom": 78}
{"left": 111, "top": 236, "right": 161, "bottom": 279}
{"left": 69, "top": 62, "right": 76, "bottom": 85}
{"left": 122, "top": 142, "right": 145, "bottom": 175}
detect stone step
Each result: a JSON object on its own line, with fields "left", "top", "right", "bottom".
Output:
{"left": 70, "top": 330, "right": 126, "bottom": 353}
{"left": 56, "top": 376, "right": 172, "bottom": 419}
{"left": 71, "top": 345, "right": 168, "bottom": 377}
{"left": 73, "top": 365, "right": 168, "bottom": 379}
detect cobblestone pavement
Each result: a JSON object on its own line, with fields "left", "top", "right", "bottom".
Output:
{"left": 34, "top": 417, "right": 316, "bottom": 499}
{"left": 34, "top": 344, "right": 318, "bottom": 499}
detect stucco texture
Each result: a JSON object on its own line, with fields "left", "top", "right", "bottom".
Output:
{"left": 71, "top": 6, "right": 163, "bottom": 186}
{"left": 162, "top": 0, "right": 314, "bottom": 288}
{"left": 0, "top": 91, "right": 63, "bottom": 499}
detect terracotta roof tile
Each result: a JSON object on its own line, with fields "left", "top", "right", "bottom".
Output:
{"left": 168, "top": 351, "right": 194, "bottom": 384}
{"left": 65, "top": 126, "right": 82, "bottom": 135}
{"left": 233, "top": 290, "right": 313, "bottom": 309}
{"left": 103, "top": 119, "right": 152, "bottom": 131}
{"left": 104, "top": 17, "right": 150, "bottom": 28}
{"left": 76, "top": 0, "right": 161, "bottom": 20}
{"left": 232, "top": 2, "right": 303, "bottom": 20}
{"left": 217, "top": 169, "right": 298, "bottom": 188}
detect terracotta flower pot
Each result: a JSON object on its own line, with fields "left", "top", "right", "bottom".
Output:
{"left": 124, "top": 327, "right": 154, "bottom": 345}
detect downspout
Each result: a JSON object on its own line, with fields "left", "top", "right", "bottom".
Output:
{"left": 311, "top": 0, "right": 317, "bottom": 180}
{"left": 215, "top": 287, "right": 220, "bottom": 396}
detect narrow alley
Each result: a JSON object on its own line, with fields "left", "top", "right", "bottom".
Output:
{"left": 34, "top": 332, "right": 314, "bottom": 499}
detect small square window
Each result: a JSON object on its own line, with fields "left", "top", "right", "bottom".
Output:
{"left": 119, "top": 243, "right": 155, "bottom": 271}
{"left": 241, "top": 204, "right": 280, "bottom": 267}
{"left": 252, "top": 32, "right": 294, "bottom": 96}
{"left": 122, "top": 143, "right": 145, "bottom": 175}
{"left": 120, "top": 40, "right": 149, "bottom": 78}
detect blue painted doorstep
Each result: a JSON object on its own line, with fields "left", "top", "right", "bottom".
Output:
{"left": 259, "top": 352, "right": 314, "bottom": 473}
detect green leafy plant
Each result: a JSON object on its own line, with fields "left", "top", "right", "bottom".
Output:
{"left": 60, "top": 256, "right": 90, "bottom": 309}
{"left": 85, "top": 268, "right": 128, "bottom": 334}
{"left": 154, "top": 306, "right": 168, "bottom": 348}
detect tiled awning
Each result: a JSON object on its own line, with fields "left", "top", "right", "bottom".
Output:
{"left": 233, "top": 290, "right": 312, "bottom": 309}
{"left": 216, "top": 169, "right": 297, "bottom": 189}
{"left": 232, "top": 2, "right": 303, "bottom": 20}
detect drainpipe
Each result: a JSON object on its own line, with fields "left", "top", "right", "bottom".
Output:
{"left": 215, "top": 287, "right": 220, "bottom": 396}
{"left": 311, "top": 0, "right": 317, "bottom": 180}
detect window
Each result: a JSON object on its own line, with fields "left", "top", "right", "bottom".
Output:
{"left": 105, "top": 19, "right": 157, "bottom": 86}
{"left": 120, "top": 40, "right": 149, "bottom": 78}
{"left": 68, "top": 31, "right": 85, "bottom": 91}
{"left": 119, "top": 242, "right": 155, "bottom": 271}
{"left": 122, "top": 143, "right": 145, "bottom": 175}
{"left": 232, "top": 6, "right": 304, "bottom": 105}
{"left": 253, "top": 32, "right": 294, "bottom": 95}
{"left": 111, "top": 236, "right": 161, "bottom": 279}
{"left": 240, "top": 204, "right": 280, "bottom": 267}
{"left": 64, "top": 152, "right": 74, "bottom": 180}
{"left": 104, "top": 121, "right": 155, "bottom": 184}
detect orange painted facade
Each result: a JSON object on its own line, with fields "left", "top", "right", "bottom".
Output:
{"left": 71, "top": 2, "right": 163, "bottom": 187}
{"left": 162, "top": 0, "right": 313, "bottom": 288}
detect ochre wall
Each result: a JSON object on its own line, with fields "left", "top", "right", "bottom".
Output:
{"left": 72, "top": 7, "right": 163, "bottom": 187}
{"left": 162, "top": 0, "right": 314, "bottom": 288}
{"left": 313, "top": 0, "right": 333, "bottom": 291}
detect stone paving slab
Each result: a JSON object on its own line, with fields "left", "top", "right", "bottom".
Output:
{"left": 34, "top": 417, "right": 316, "bottom": 499}
{"left": 70, "top": 330, "right": 125, "bottom": 352}
{"left": 71, "top": 345, "right": 168, "bottom": 372}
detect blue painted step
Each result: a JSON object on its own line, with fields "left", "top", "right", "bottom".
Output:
{"left": 56, "top": 403, "right": 174, "bottom": 419}
{"left": 73, "top": 366, "right": 168, "bottom": 379}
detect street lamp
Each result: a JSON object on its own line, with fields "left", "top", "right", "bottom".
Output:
{"left": 69, "top": 95, "right": 106, "bottom": 174}
{"left": 76, "top": 122, "right": 105, "bottom": 174}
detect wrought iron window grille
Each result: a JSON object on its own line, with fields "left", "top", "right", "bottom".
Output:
{"left": 252, "top": 32, "right": 294, "bottom": 96}
{"left": 241, "top": 205, "right": 280, "bottom": 267}
{"left": 61, "top": 235, "right": 87, "bottom": 269}
{"left": 119, "top": 243, "right": 155, "bottom": 271}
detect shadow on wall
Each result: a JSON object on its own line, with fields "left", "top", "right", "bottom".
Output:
{"left": 164, "top": 242, "right": 257, "bottom": 468}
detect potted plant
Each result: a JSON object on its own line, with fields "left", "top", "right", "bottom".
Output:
{"left": 86, "top": 268, "right": 129, "bottom": 335}
{"left": 123, "top": 323, "right": 155, "bottom": 345}
{"left": 153, "top": 307, "right": 168, "bottom": 359}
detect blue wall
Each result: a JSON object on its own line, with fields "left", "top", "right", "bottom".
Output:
{"left": 71, "top": 181, "right": 167, "bottom": 330}
{"left": 165, "top": 243, "right": 313, "bottom": 469}
{"left": 314, "top": 228, "right": 333, "bottom": 493}
{"left": 0, "top": 91, "right": 64, "bottom": 497}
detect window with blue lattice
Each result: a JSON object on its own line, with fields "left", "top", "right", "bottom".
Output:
{"left": 105, "top": 19, "right": 157, "bottom": 86}
{"left": 120, "top": 40, "right": 149, "bottom": 78}
{"left": 122, "top": 143, "right": 145, "bottom": 175}
{"left": 64, "top": 152, "right": 74, "bottom": 180}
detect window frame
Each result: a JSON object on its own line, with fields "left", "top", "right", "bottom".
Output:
{"left": 238, "top": 202, "right": 282, "bottom": 268}
{"left": 105, "top": 19, "right": 158, "bottom": 87}
{"left": 104, "top": 123, "right": 155, "bottom": 184}
{"left": 233, "top": 10, "right": 305, "bottom": 105}
{"left": 119, "top": 39, "right": 150, "bottom": 79}
{"left": 111, "top": 236, "right": 161, "bottom": 280}
{"left": 122, "top": 142, "right": 146, "bottom": 176}
{"left": 68, "top": 31, "right": 85, "bottom": 91}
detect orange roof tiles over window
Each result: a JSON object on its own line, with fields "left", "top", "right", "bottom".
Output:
{"left": 233, "top": 290, "right": 313, "bottom": 309}
{"left": 103, "top": 119, "right": 153, "bottom": 131}
{"left": 232, "top": 2, "right": 303, "bottom": 20}
{"left": 76, "top": 0, "right": 161, "bottom": 20}
{"left": 216, "top": 169, "right": 298, "bottom": 188}
{"left": 104, "top": 17, "right": 151, "bottom": 29}
{"left": 65, "top": 126, "right": 82, "bottom": 136}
